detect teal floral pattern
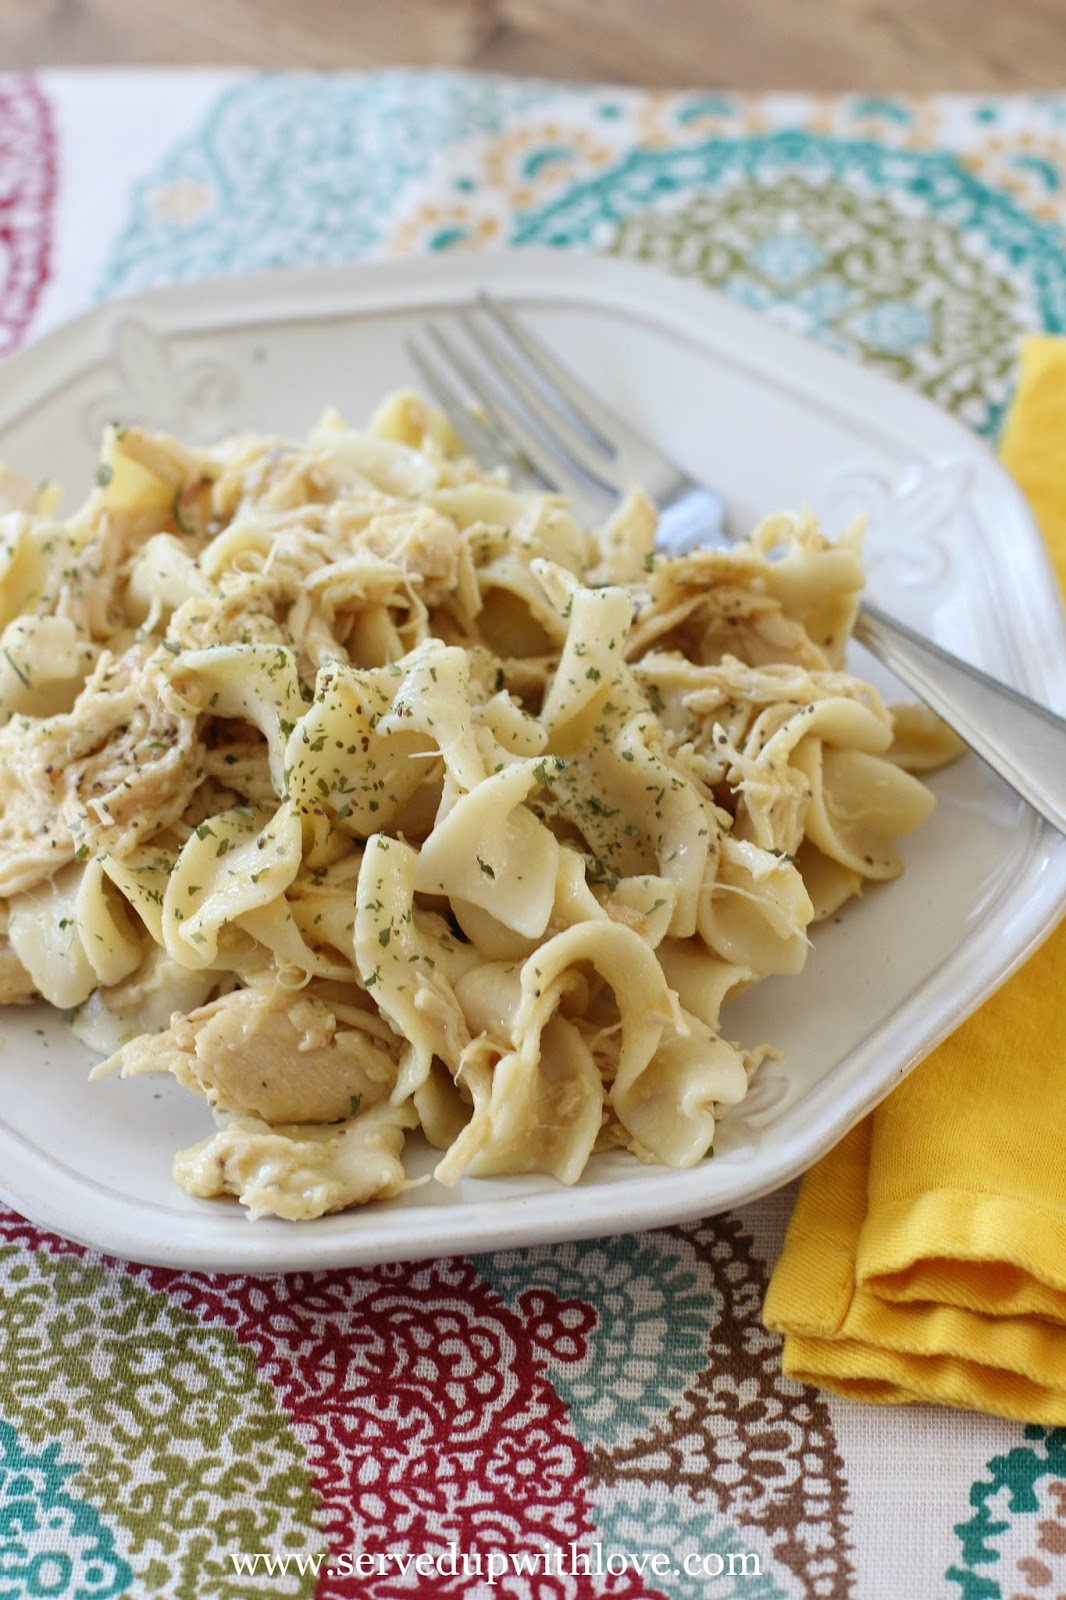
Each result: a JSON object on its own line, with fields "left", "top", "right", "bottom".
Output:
{"left": 487, "top": 1214, "right": 856, "bottom": 1598}
{"left": 0, "top": 1422, "right": 131, "bottom": 1599}
{"left": 99, "top": 72, "right": 551, "bottom": 296}
{"left": 482, "top": 1231, "right": 723, "bottom": 1452}
{"left": 513, "top": 132, "right": 1066, "bottom": 437}
{"left": 588, "top": 1483, "right": 785, "bottom": 1600}
{"left": 948, "top": 1426, "right": 1066, "bottom": 1599}
{"left": 96, "top": 84, "right": 1066, "bottom": 444}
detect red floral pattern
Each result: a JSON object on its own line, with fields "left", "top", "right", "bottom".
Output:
{"left": 0, "top": 1210, "right": 663, "bottom": 1599}
{"left": 0, "top": 77, "right": 55, "bottom": 354}
{"left": 135, "top": 1258, "right": 663, "bottom": 1599}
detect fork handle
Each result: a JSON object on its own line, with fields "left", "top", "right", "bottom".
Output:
{"left": 855, "top": 600, "right": 1066, "bottom": 838}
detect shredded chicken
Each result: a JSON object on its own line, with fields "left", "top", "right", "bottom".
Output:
{"left": 0, "top": 642, "right": 203, "bottom": 895}
{"left": 172, "top": 1101, "right": 417, "bottom": 1220}
{"left": 105, "top": 983, "right": 399, "bottom": 1124}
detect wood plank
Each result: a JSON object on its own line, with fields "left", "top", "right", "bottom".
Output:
{"left": 0, "top": 0, "right": 496, "bottom": 69}
{"left": 492, "top": 0, "right": 1066, "bottom": 88}
{"left": 0, "top": 0, "right": 1061, "bottom": 87}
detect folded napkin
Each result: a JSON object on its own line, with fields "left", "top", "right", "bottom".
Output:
{"left": 763, "top": 337, "right": 1066, "bottom": 1423}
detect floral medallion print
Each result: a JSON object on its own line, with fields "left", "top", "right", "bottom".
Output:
{"left": 591, "top": 1219, "right": 852, "bottom": 1600}
{"left": 962, "top": 131, "right": 1066, "bottom": 225}
{"left": 0, "top": 1204, "right": 848, "bottom": 1599}
{"left": 948, "top": 1427, "right": 1066, "bottom": 1600}
{"left": 133, "top": 1252, "right": 638, "bottom": 1600}
{"left": 609, "top": 179, "right": 1027, "bottom": 435}
{"left": 95, "top": 82, "right": 1066, "bottom": 447}
{"left": 0, "top": 1222, "right": 319, "bottom": 1599}
{"left": 510, "top": 132, "right": 1066, "bottom": 438}
{"left": 97, "top": 73, "right": 552, "bottom": 297}
{"left": 480, "top": 1232, "right": 724, "bottom": 1455}
{"left": 0, "top": 1421, "right": 132, "bottom": 1598}
{"left": 484, "top": 1218, "right": 852, "bottom": 1599}
{"left": 0, "top": 77, "right": 56, "bottom": 356}
{"left": 589, "top": 1487, "right": 784, "bottom": 1600}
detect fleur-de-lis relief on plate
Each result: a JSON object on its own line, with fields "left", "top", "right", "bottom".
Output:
{"left": 82, "top": 316, "right": 241, "bottom": 445}
{"left": 816, "top": 456, "right": 976, "bottom": 591}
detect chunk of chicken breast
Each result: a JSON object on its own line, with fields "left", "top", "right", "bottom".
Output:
{"left": 105, "top": 983, "right": 399, "bottom": 1124}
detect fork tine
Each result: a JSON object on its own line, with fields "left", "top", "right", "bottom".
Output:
{"left": 457, "top": 309, "right": 621, "bottom": 493}
{"left": 425, "top": 321, "right": 592, "bottom": 497}
{"left": 476, "top": 292, "right": 728, "bottom": 542}
{"left": 405, "top": 336, "right": 513, "bottom": 477}
{"left": 478, "top": 291, "right": 683, "bottom": 462}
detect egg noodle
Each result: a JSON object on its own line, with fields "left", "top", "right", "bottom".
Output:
{"left": 0, "top": 394, "right": 956, "bottom": 1220}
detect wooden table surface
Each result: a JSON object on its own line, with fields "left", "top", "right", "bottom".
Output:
{"left": 2, "top": 0, "right": 1064, "bottom": 88}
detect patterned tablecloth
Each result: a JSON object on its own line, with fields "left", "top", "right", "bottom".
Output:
{"left": 1, "top": 70, "right": 1065, "bottom": 1600}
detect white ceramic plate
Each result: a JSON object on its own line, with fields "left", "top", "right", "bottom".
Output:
{"left": 1, "top": 250, "right": 1064, "bottom": 1272}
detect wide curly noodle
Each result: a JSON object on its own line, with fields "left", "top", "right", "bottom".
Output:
{"left": 0, "top": 394, "right": 956, "bottom": 1220}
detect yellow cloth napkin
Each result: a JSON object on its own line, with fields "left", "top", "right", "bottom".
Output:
{"left": 762, "top": 337, "right": 1066, "bottom": 1422}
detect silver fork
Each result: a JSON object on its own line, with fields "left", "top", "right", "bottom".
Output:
{"left": 408, "top": 293, "right": 1066, "bottom": 840}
